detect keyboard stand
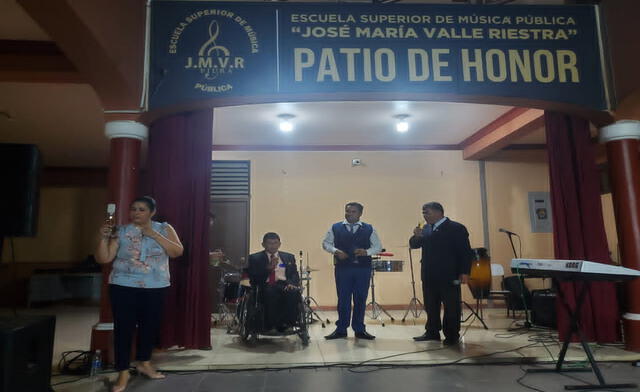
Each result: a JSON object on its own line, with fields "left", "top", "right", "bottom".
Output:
{"left": 525, "top": 279, "right": 636, "bottom": 390}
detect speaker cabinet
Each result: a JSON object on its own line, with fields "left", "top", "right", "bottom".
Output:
{"left": 0, "top": 144, "right": 41, "bottom": 237}
{"left": 531, "top": 289, "right": 557, "bottom": 329}
{"left": 0, "top": 315, "right": 56, "bottom": 392}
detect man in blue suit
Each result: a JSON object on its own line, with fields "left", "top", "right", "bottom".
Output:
{"left": 322, "top": 202, "right": 382, "bottom": 340}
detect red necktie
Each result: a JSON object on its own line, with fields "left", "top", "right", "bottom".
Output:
{"left": 268, "top": 254, "right": 277, "bottom": 284}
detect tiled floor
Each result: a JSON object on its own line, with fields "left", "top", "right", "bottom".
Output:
{"left": 151, "top": 307, "right": 640, "bottom": 370}
{"left": 4, "top": 304, "right": 640, "bottom": 391}
{"left": 55, "top": 363, "right": 640, "bottom": 392}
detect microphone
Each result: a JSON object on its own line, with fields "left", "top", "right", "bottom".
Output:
{"left": 106, "top": 203, "right": 116, "bottom": 221}
{"left": 106, "top": 203, "right": 117, "bottom": 236}
{"left": 499, "top": 228, "right": 518, "bottom": 236}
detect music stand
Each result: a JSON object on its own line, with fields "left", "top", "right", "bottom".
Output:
{"left": 401, "top": 247, "right": 423, "bottom": 322}
{"left": 366, "top": 253, "right": 395, "bottom": 326}
{"left": 522, "top": 272, "right": 637, "bottom": 390}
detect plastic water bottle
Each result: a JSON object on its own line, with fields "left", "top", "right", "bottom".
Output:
{"left": 87, "top": 350, "right": 103, "bottom": 392}
{"left": 90, "top": 350, "right": 102, "bottom": 377}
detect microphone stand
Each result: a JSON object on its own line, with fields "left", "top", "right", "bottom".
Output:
{"left": 401, "top": 246, "right": 423, "bottom": 322}
{"left": 503, "top": 231, "right": 532, "bottom": 329}
{"left": 506, "top": 232, "right": 518, "bottom": 262}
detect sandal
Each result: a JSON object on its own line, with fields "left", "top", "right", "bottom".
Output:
{"left": 135, "top": 365, "right": 165, "bottom": 379}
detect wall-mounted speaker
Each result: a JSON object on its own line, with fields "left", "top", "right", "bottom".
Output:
{"left": 0, "top": 144, "right": 41, "bottom": 237}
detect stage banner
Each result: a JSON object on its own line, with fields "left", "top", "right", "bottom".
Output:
{"left": 150, "top": 1, "right": 609, "bottom": 110}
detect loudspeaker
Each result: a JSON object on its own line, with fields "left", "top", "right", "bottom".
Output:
{"left": 0, "top": 315, "right": 56, "bottom": 392}
{"left": 531, "top": 289, "right": 557, "bottom": 328}
{"left": 0, "top": 144, "right": 41, "bottom": 237}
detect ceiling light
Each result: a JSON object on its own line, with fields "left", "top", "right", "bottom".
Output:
{"left": 394, "top": 114, "right": 410, "bottom": 133}
{"left": 278, "top": 113, "right": 295, "bottom": 132}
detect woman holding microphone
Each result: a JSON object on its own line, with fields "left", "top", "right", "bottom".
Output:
{"left": 96, "top": 196, "right": 183, "bottom": 392}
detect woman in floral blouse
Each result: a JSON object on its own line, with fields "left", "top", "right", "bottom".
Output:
{"left": 96, "top": 196, "right": 183, "bottom": 392}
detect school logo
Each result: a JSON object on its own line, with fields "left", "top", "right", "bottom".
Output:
{"left": 169, "top": 9, "right": 260, "bottom": 94}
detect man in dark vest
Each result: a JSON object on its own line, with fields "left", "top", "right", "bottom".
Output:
{"left": 322, "top": 202, "right": 382, "bottom": 340}
{"left": 410, "top": 202, "right": 473, "bottom": 346}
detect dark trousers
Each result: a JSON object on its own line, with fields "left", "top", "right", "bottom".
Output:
{"left": 421, "top": 278, "right": 461, "bottom": 340}
{"left": 109, "top": 284, "right": 167, "bottom": 371}
{"left": 335, "top": 266, "right": 371, "bottom": 333}
{"left": 262, "top": 283, "right": 299, "bottom": 329}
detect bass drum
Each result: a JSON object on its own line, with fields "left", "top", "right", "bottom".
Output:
{"left": 468, "top": 247, "right": 492, "bottom": 299}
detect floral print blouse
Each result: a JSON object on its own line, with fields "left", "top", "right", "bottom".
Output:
{"left": 109, "top": 222, "right": 170, "bottom": 288}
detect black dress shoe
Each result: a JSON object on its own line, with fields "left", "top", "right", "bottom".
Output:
{"left": 355, "top": 331, "right": 375, "bottom": 340}
{"left": 324, "top": 330, "right": 347, "bottom": 340}
{"left": 443, "top": 337, "right": 460, "bottom": 346}
{"left": 413, "top": 332, "right": 440, "bottom": 342}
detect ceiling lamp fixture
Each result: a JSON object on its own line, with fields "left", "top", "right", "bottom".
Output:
{"left": 394, "top": 114, "right": 410, "bottom": 133}
{"left": 278, "top": 113, "right": 295, "bottom": 132}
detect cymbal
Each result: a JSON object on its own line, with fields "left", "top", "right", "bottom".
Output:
{"left": 210, "top": 259, "right": 241, "bottom": 271}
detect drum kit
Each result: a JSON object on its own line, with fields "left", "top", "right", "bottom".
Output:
{"left": 367, "top": 251, "right": 402, "bottom": 326}
{"left": 299, "top": 251, "right": 329, "bottom": 328}
{"left": 211, "top": 250, "right": 330, "bottom": 331}
{"left": 210, "top": 251, "right": 248, "bottom": 332}
{"left": 211, "top": 247, "right": 491, "bottom": 329}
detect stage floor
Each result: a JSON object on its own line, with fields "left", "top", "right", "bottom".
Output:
{"left": 151, "top": 307, "right": 640, "bottom": 371}
{"left": 4, "top": 304, "right": 639, "bottom": 392}
{"left": 4, "top": 304, "right": 639, "bottom": 373}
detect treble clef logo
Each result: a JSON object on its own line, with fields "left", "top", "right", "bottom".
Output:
{"left": 198, "top": 20, "right": 230, "bottom": 58}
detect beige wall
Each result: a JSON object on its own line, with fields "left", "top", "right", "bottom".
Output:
{"left": 214, "top": 150, "right": 492, "bottom": 306}
{"left": 485, "top": 151, "right": 553, "bottom": 291}
{"left": 214, "top": 149, "right": 620, "bottom": 306}
{"left": 485, "top": 150, "right": 620, "bottom": 290}
{"left": 0, "top": 152, "right": 619, "bottom": 308}
{"left": 1, "top": 187, "right": 107, "bottom": 263}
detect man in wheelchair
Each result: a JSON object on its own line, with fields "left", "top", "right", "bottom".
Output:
{"left": 246, "top": 232, "right": 301, "bottom": 333}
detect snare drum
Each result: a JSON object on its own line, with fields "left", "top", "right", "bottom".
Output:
{"left": 218, "top": 272, "right": 242, "bottom": 304}
{"left": 372, "top": 260, "right": 403, "bottom": 272}
{"left": 223, "top": 272, "right": 240, "bottom": 283}
{"left": 223, "top": 282, "right": 240, "bottom": 303}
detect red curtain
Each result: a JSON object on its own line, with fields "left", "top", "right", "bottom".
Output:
{"left": 545, "top": 111, "right": 620, "bottom": 343}
{"left": 148, "top": 110, "right": 212, "bottom": 349}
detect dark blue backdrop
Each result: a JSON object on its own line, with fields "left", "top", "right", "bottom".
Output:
{"left": 150, "top": 1, "right": 608, "bottom": 110}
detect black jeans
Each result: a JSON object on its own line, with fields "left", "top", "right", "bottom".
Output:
{"left": 422, "top": 279, "right": 462, "bottom": 340}
{"left": 109, "top": 284, "right": 167, "bottom": 371}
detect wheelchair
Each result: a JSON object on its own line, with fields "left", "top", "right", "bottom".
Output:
{"left": 236, "top": 284, "right": 310, "bottom": 346}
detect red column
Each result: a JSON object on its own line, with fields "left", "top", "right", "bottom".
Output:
{"left": 90, "top": 120, "right": 147, "bottom": 363}
{"left": 600, "top": 120, "right": 640, "bottom": 351}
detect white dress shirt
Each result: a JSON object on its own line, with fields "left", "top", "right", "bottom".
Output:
{"left": 266, "top": 251, "right": 287, "bottom": 282}
{"left": 322, "top": 220, "right": 383, "bottom": 256}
